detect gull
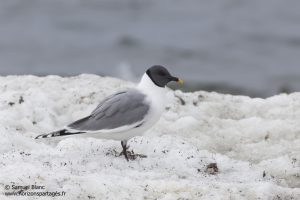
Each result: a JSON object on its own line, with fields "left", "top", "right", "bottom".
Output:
{"left": 35, "top": 65, "right": 183, "bottom": 161}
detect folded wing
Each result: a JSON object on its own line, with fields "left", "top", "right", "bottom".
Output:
{"left": 68, "top": 89, "right": 150, "bottom": 132}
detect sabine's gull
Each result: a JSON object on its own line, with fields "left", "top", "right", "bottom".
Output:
{"left": 35, "top": 65, "right": 183, "bottom": 161}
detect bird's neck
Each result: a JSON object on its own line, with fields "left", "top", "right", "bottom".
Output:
{"left": 137, "top": 73, "right": 166, "bottom": 97}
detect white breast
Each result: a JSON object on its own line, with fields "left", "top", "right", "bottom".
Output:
{"left": 136, "top": 73, "right": 167, "bottom": 131}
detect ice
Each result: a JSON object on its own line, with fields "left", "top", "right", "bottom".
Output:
{"left": 0, "top": 75, "right": 299, "bottom": 199}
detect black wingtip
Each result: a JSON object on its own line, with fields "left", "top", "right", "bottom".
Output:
{"left": 35, "top": 129, "right": 85, "bottom": 139}
{"left": 35, "top": 129, "right": 65, "bottom": 139}
{"left": 35, "top": 135, "right": 43, "bottom": 139}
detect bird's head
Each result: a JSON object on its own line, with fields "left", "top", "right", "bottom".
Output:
{"left": 146, "top": 65, "right": 183, "bottom": 87}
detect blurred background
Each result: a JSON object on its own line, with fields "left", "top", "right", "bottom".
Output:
{"left": 0, "top": 0, "right": 300, "bottom": 97}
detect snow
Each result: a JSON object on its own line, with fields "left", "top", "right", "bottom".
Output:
{"left": 0, "top": 75, "right": 299, "bottom": 199}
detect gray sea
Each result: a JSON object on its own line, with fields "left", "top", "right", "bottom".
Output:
{"left": 0, "top": 0, "right": 300, "bottom": 97}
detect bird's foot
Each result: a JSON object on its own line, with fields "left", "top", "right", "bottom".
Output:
{"left": 119, "top": 150, "right": 147, "bottom": 161}
{"left": 120, "top": 140, "right": 147, "bottom": 161}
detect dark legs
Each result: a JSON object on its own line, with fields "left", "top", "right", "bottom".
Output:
{"left": 119, "top": 140, "right": 147, "bottom": 161}
{"left": 121, "top": 140, "right": 130, "bottom": 161}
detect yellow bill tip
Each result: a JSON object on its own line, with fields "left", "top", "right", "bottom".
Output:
{"left": 177, "top": 78, "right": 184, "bottom": 84}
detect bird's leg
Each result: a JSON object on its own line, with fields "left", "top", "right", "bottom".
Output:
{"left": 119, "top": 140, "right": 147, "bottom": 161}
{"left": 120, "top": 140, "right": 130, "bottom": 161}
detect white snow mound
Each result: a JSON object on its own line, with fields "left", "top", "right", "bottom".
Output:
{"left": 0, "top": 75, "right": 299, "bottom": 200}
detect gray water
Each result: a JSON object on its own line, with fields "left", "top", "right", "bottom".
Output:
{"left": 0, "top": 0, "right": 300, "bottom": 97}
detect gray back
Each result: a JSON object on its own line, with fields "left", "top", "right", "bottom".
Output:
{"left": 68, "top": 89, "right": 150, "bottom": 131}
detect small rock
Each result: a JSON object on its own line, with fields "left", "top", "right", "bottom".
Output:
{"left": 205, "top": 163, "right": 218, "bottom": 175}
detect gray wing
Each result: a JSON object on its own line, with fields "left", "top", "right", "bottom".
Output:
{"left": 68, "top": 89, "right": 150, "bottom": 131}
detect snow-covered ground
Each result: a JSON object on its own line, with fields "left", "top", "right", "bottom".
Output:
{"left": 0, "top": 75, "right": 299, "bottom": 199}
